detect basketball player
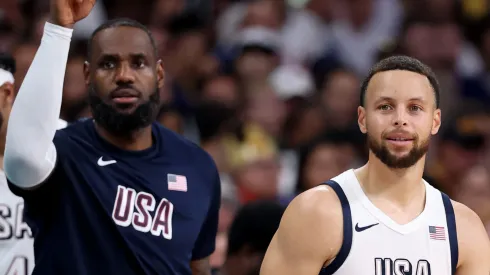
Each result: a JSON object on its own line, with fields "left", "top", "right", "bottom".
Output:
{"left": 260, "top": 56, "right": 490, "bottom": 275}
{"left": 0, "top": 53, "right": 67, "bottom": 275}
{"left": 4, "top": 0, "right": 220, "bottom": 274}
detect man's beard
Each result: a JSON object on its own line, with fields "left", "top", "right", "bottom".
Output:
{"left": 367, "top": 132, "right": 430, "bottom": 169}
{"left": 88, "top": 85, "right": 160, "bottom": 135}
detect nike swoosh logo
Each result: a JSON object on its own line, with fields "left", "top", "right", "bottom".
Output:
{"left": 355, "top": 223, "right": 379, "bottom": 232}
{"left": 97, "top": 157, "right": 117, "bottom": 166}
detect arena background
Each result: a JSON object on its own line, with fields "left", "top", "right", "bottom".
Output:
{"left": 1, "top": 0, "right": 490, "bottom": 271}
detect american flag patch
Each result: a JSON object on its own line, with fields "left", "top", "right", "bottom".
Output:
{"left": 429, "top": 226, "right": 446, "bottom": 240}
{"left": 167, "top": 174, "right": 187, "bottom": 192}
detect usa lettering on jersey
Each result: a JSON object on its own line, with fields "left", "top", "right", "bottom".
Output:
{"left": 111, "top": 185, "right": 174, "bottom": 239}
{"left": 0, "top": 203, "right": 33, "bottom": 275}
{"left": 0, "top": 203, "right": 32, "bottom": 240}
{"left": 375, "top": 258, "right": 431, "bottom": 275}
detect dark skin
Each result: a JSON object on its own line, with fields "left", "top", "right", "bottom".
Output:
{"left": 83, "top": 26, "right": 212, "bottom": 275}
{"left": 84, "top": 26, "right": 163, "bottom": 151}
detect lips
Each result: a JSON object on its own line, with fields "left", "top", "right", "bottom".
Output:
{"left": 110, "top": 88, "right": 140, "bottom": 104}
{"left": 111, "top": 88, "right": 140, "bottom": 99}
{"left": 385, "top": 132, "right": 414, "bottom": 141}
{"left": 386, "top": 137, "right": 413, "bottom": 141}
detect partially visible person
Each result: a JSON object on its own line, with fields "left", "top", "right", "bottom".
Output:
{"left": 245, "top": 82, "right": 286, "bottom": 139}
{"left": 427, "top": 115, "right": 486, "bottom": 196}
{"left": 319, "top": 68, "right": 360, "bottom": 130}
{"left": 223, "top": 123, "right": 280, "bottom": 203}
{"left": 296, "top": 131, "right": 361, "bottom": 194}
{"left": 0, "top": 52, "right": 33, "bottom": 275}
{"left": 218, "top": 200, "right": 285, "bottom": 275}
{"left": 0, "top": 52, "right": 67, "bottom": 275}
{"left": 261, "top": 55, "right": 490, "bottom": 275}
{"left": 62, "top": 40, "right": 90, "bottom": 122}
{"left": 4, "top": 0, "right": 220, "bottom": 274}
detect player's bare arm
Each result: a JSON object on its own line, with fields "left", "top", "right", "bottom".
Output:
{"left": 454, "top": 201, "right": 490, "bottom": 274}
{"left": 260, "top": 185, "right": 343, "bottom": 275}
{"left": 4, "top": 0, "right": 94, "bottom": 189}
{"left": 190, "top": 257, "right": 212, "bottom": 275}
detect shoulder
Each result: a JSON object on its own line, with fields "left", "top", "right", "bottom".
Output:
{"left": 279, "top": 184, "right": 344, "bottom": 258}
{"left": 54, "top": 118, "right": 91, "bottom": 139}
{"left": 155, "top": 124, "right": 219, "bottom": 178}
{"left": 451, "top": 200, "right": 490, "bottom": 268}
{"left": 158, "top": 124, "right": 215, "bottom": 163}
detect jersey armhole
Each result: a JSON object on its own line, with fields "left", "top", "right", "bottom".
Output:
{"left": 441, "top": 193, "right": 458, "bottom": 275}
{"left": 321, "top": 180, "right": 353, "bottom": 275}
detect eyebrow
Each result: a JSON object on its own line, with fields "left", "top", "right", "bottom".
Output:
{"left": 98, "top": 53, "right": 148, "bottom": 60}
{"left": 374, "top": 96, "right": 426, "bottom": 104}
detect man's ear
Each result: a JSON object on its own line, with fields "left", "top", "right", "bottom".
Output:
{"left": 156, "top": 59, "right": 165, "bottom": 89}
{"left": 0, "top": 82, "right": 15, "bottom": 106}
{"left": 358, "top": 106, "right": 367, "bottom": 134}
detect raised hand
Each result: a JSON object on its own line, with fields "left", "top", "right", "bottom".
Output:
{"left": 50, "top": 0, "right": 96, "bottom": 28}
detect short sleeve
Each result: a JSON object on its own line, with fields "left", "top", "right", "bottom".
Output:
{"left": 191, "top": 167, "right": 221, "bottom": 260}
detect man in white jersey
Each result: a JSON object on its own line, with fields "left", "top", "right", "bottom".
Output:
{"left": 0, "top": 53, "right": 34, "bottom": 275}
{"left": 260, "top": 55, "right": 490, "bottom": 275}
{"left": 0, "top": 53, "right": 67, "bottom": 275}
{"left": 0, "top": 52, "right": 34, "bottom": 275}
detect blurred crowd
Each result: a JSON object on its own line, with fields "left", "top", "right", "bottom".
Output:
{"left": 2, "top": 0, "right": 490, "bottom": 273}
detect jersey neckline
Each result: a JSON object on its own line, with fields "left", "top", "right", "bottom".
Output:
{"left": 347, "top": 169, "right": 431, "bottom": 235}
{"left": 86, "top": 119, "right": 162, "bottom": 159}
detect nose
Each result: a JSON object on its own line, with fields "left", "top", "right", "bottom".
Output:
{"left": 114, "top": 62, "right": 135, "bottom": 85}
{"left": 393, "top": 108, "right": 408, "bottom": 127}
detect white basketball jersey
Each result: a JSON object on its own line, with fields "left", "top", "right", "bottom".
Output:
{"left": 0, "top": 170, "right": 34, "bottom": 275}
{"left": 320, "top": 169, "right": 458, "bottom": 275}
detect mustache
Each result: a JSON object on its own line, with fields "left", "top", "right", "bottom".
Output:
{"left": 382, "top": 130, "right": 418, "bottom": 139}
{"left": 110, "top": 84, "right": 143, "bottom": 97}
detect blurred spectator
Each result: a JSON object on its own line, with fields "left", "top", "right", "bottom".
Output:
{"left": 455, "top": 165, "right": 490, "bottom": 226}
{"left": 223, "top": 123, "right": 280, "bottom": 203}
{"left": 319, "top": 68, "right": 359, "bottom": 130}
{"left": 0, "top": 19, "right": 16, "bottom": 52}
{"left": 202, "top": 74, "right": 243, "bottom": 109}
{"left": 281, "top": 99, "right": 326, "bottom": 148}
{"left": 62, "top": 40, "right": 89, "bottom": 122}
{"left": 281, "top": 0, "right": 336, "bottom": 65}
{"left": 296, "top": 130, "right": 362, "bottom": 194}
{"left": 427, "top": 112, "right": 487, "bottom": 197}
{"left": 217, "top": 200, "right": 285, "bottom": 275}
{"left": 11, "top": 42, "right": 36, "bottom": 93}
{"left": 233, "top": 27, "right": 281, "bottom": 86}
{"left": 331, "top": 0, "right": 403, "bottom": 76}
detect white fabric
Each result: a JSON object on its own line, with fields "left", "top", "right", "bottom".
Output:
{"left": 0, "top": 68, "right": 14, "bottom": 86}
{"left": 4, "top": 22, "right": 72, "bottom": 188}
{"left": 0, "top": 171, "right": 34, "bottom": 275}
{"left": 0, "top": 119, "right": 67, "bottom": 274}
{"left": 329, "top": 170, "right": 453, "bottom": 274}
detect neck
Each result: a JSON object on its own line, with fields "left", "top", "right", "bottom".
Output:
{"left": 95, "top": 123, "right": 153, "bottom": 151}
{"left": 355, "top": 152, "right": 426, "bottom": 207}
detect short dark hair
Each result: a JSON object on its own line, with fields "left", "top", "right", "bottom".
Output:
{"left": 227, "top": 200, "right": 285, "bottom": 256}
{"left": 0, "top": 52, "right": 15, "bottom": 74}
{"left": 360, "top": 55, "right": 440, "bottom": 108}
{"left": 87, "top": 18, "right": 158, "bottom": 59}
